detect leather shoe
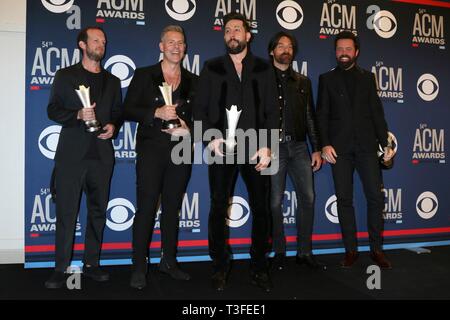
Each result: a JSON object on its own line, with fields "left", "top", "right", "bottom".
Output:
{"left": 159, "top": 258, "right": 191, "bottom": 281}
{"left": 45, "top": 271, "right": 66, "bottom": 289}
{"left": 82, "top": 265, "right": 109, "bottom": 282}
{"left": 271, "top": 253, "right": 285, "bottom": 271}
{"left": 340, "top": 251, "right": 359, "bottom": 268}
{"left": 211, "top": 271, "right": 228, "bottom": 291}
{"left": 250, "top": 270, "right": 273, "bottom": 293}
{"left": 296, "top": 254, "right": 327, "bottom": 270}
{"left": 130, "top": 271, "right": 147, "bottom": 289}
{"left": 370, "top": 250, "right": 392, "bottom": 269}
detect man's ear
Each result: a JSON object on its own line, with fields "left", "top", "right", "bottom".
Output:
{"left": 78, "top": 41, "right": 86, "bottom": 50}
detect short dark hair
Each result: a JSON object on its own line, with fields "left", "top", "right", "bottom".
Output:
{"left": 268, "top": 31, "right": 298, "bottom": 58}
{"left": 334, "top": 31, "right": 359, "bottom": 51}
{"left": 77, "top": 26, "right": 106, "bottom": 50}
{"left": 223, "top": 12, "right": 250, "bottom": 33}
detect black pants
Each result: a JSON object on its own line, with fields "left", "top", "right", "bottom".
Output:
{"left": 270, "top": 141, "right": 315, "bottom": 255}
{"left": 54, "top": 160, "right": 113, "bottom": 272}
{"left": 132, "top": 141, "right": 192, "bottom": 270}
{"left": 331, "top": 147, "right": 384, "bottom": 252}
{"left": 208, "top": 162, "right": 270, "bottom": 273}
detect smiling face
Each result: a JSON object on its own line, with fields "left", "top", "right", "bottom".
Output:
{"left": 335, "top": 38, "right": 359, "bottom": 70}
{"left": 160, "top": 31, "right": 186, "bottom": 65}
{"left": 224, "top": 19, "right": 251, "bottom": 54}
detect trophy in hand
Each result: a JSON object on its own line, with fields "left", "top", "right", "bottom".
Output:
{"left": 75, "top": 85, "right": 101, "bottom": 132}
{"left": 159, "top": 82, "right": 181, "bottom": 130}
{"left": 377, "top": 131, "right": 397, "bottom": 169}
{"left": 225, "top": 105, "right": 242, "bottom": 155}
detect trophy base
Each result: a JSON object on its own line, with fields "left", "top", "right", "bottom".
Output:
{"left": 379, "top": 157, "right": 394, "bottom": 170}
{"left": 162, "top": 120, "right": 182, "bottom": 130}
{"left": 85, "top": 120, "right": 101, "bottom": 133}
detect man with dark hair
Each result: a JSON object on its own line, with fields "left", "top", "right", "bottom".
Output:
{"left": 45, "top": 26, "right": 122, "bottom": 288}
{"left": 267, "top": 32, "right": 325, "bottom": 271}
{"left": 316, "top": 31, "right": 395, "bottom": 269}
{"left": 195, "top": 13, "right": 278, "bottom": 292}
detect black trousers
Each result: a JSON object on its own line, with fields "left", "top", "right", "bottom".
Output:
{"left": 132, "top": 140, "right": 192, "bottom": 270}
{"left": 208, "top": 162, "right": 270, "bottom": 273}
{"left": 331, "top": 146, "right": 384, "bottom": 252}
{"left": 54, "top": 160, "right": 113, "bottom": 272}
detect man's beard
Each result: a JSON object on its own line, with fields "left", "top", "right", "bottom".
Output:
{"left": 226, "top": 39, "right": 247, "bottom": 54}
{"left": 274, "top": 53, "right": 293, "bottom": 65}
{"left": 337, "top": 55, "right": 357, "bottom": 70}
{"left": 86, "top": 47, "right": 104, "bottom": 62}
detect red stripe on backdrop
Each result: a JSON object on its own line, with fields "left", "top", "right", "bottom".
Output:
{"left": 392, "top": 0, "right": 450, "bottom": 8}
{"left": 25, "top": 227, "right": 450, "bottom": 253}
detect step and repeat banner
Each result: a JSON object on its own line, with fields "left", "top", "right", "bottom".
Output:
{"left": 25, "top": 0, "right": 450, "bottom": 268}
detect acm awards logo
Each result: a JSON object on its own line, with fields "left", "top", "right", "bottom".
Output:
{"left": 158, "top": 53, "right": 201, "bottom": 76}
{"left": 113, "top": 122, "right": 137, "bottom": 161}
{"left": 417, "top": 73, "right": 439, "bottom": 102}
{"left": 276, "top": 1, "right": 304, "bottom": 30}
{"left": 416, "top": 191, "right": 438, "bottom": 220}
{"left": 212, "top": 0, "right": 258, "bottom": 33}
{"left": 104, "top": 55, "right": 136, "bottom": 88}
{"left": 371, "top": 61, "right": 403, "bottom": 102}
{"left": 30, "top": 43, "right": 80, "bottom": 89}
{"left": 96, "top": 0, "right": 146, "bottom": 24}
{"left": 319, "top": 1, "right": 357, "bottom": 39}
{"left": 412, "top": 124, "right": 445, "bottom": 164}
{"left": 366, "top": 5, "right": 397, "bottom": 39}
{"left": 153, "top": 193, "right": 201, "bottom": 231}
{"left": 382, "top": 188, "right": 403, "bottom": 223}
{"left": 165, "top": 0, "right": 196, "bottom": 21}
{"left": 282, "top": 191, "right": 297, "bottom": 225}
{"left": 40, "top": 0, "right": 81, "bottom": 30}
{"left": 412, "top": 9, "right": 445, "bottom": 48}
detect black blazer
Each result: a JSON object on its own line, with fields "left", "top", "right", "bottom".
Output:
{"left": 122, "top": 62, "right": 198, "bottom": 152}
{"left": 316, "top": 66, "right": 389, "bottom": 154}
{"left": 47, "top": 63, "right": 123, "bottom": 165}
{"left": 194, "top": 53, "right": 278, "bottom": 148}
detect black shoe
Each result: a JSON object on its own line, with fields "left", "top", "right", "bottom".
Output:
{"left": 45, "top": 271, "right": 66, "bottom": 289}
{"left": 211, "top": 271, "right": 228, "bottom": 291}
{"left": 159, "top": 258, "right": 191, "bottom": 281}
{"left": 296, "top": 254, "right": 327, "bottom": 270}
{"left": 82, "top": 265, "right": 109, "bottom": 282}
{"left": 130, "top": 271, "right": 147, "bottom": 289}
{"left": 271, "top": 253, "right": 285, "bottom": 271}
{"left": 250, "top": 271, "right": 273, "bottom": 293}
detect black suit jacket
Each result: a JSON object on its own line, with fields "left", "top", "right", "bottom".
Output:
{"left": 316, "top": 66, "right": 389, "bottom": 154}
{"left": 194, "top": 53, "right": 278, "bottom": 148}
{"left": 122, "top": 62, "right": 198, "bottom": 152}
{"left": 47, "top": 63, "right": 123, "bottom": 165}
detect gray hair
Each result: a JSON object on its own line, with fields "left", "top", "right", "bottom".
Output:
{"left": 160, "top": 25, "right": 185, "bottom": 42}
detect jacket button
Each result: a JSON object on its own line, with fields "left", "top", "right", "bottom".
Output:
{"left": 186, "top": 99, "right": 190, "bottom": 103}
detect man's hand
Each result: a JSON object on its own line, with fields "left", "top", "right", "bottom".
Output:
{"left": 311, "top": 151, "right": 322, "bottom": 172}
{"left": 252, "top": 147, "right": 271, "bottom": 172}
{"left": 77, "top": 103, "right": 96, "bottom": 121}
{"left": 207, "top": 138, "right": 225, "bottom": 157}
{"left": 321, "top": 145, "right": 337, "bottom": 164}
{"left": 98, "top": 123, "right": 115, "bottom": 140}
{"left": 162, "top": 118, "right": 190, "bottom": 137}
{"left": 155, "top": 104, "right": 178, "bottom": 121}
{"left": 383, "top": 146, "right": 395, "bottom": 162}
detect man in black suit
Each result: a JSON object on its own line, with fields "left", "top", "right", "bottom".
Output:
{"left": 45, "top": 26, "right": 122, "bottom": 288}
{"left": 316, "top": 31, "right": 395, "bottom": 269}
{"left": 267, "top": 32, "right": 325, "bottom": 272}
{"left": 195, "top": 13, "right": 278, "bottom": 292}
{"left": 123, "top": 25, "right": 197, "bottom": 289}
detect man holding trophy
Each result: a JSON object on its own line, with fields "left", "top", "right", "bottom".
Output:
{"left": 45, "top": 27, "right": 122, "bottom": 288}
{"left": 316, "top": 31, "right": 395, "bottom": 270}
{"left": 195, "top": 13, "right": 278, "bottom": 292}
{"left": 123, "top": 25, "right": 197, "bottom": 289}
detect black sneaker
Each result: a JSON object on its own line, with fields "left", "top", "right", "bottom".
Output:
{"left": 250, "top": 270, "right": 273, "bottom": 293}
{"left": 45, "top": 271, "right": 66, "bottom": 289}
{"left": 82, "top": 265, "right": 109, "bottom": 282}
{"left": 159, "top": 258, "right": 191, "bottom": 281}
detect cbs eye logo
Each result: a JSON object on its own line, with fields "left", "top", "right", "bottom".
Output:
{"left": 104, "top": 55, "right": 136, "bottom": 89}
{"left": 416, "top": 191, "right": 438, "bottom": 220}
{"left": 106, "top": 198, "right": 135, "bottom": 232}
{"left": 276, "top": 1, "right": 304, "bottom": 30}
{"left": 417, "top": 73, "right": 439, "bottom": 101}
{"left": 41, "top": 0, "right": 74, "bottom": 13}
{"left": 325, "top": 195, "right": 339, "bottom": 224}
{"left": 165, "top": 0, "right": 196, "bottom": 21}
{"left": 226, "top": 196, "right": 250, "bottom": 228}
{"left": 373, "top": 10, "right": 397, "bottom": 38}
{"left": 38, "top": 125, "right": 61, "bottom": 159}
